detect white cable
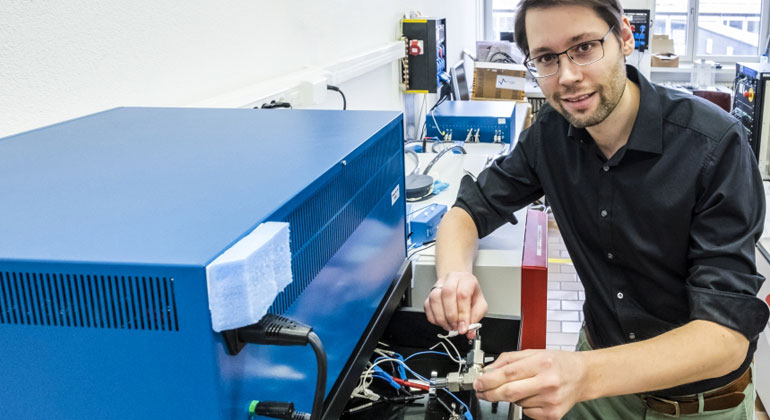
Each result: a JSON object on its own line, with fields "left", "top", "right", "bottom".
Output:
{"left": 373, "top": 348, "right": 396, "bottom": 358}
{"left": 430, "top": 341, "right": 465, "bottom": 373}
{"left": 438, "top": 323, "right": 482, "bottom": 338}
{"left": 429, "top": 340, "right": 465, "bottom": 374}
{"left": 429, "top": 341, "right": 462, "bottom": 363}
{"left": 431, "top": 108, "right": 444, "bottom": 136}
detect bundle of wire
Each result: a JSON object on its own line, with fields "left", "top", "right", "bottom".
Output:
{"left": 351, "top": 334, "right": 475, "bottom": 420}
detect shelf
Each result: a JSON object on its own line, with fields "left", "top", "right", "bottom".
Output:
{"left": 650, "top": 65, "right": 736, "bottom": 75}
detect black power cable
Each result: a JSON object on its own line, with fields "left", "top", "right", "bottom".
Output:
{"left": 228, "top": 314, "right": 327, "bottom": 420}
{"left": 307, "top": 332, "right": 327, "bottom": 420}
{"left": 327, "top": 85, "right": 347, "bottom": 110}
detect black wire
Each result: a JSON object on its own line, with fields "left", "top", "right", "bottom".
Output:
{"left": 432, "top": 89, "right": 450, "bottom": 111}
{"left": 488, "top": 51, "right": 516, "bottom": 63}
{"left": 307, "top": 331, "right": 327, "bottom": 420}
{"left": 327, "top": 85, "right": 346, "bottom": 110}
{"left": 407, "top": 242, "right": 436, "bottom": 259}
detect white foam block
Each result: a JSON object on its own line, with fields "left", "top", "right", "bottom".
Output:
{"left": 206, "top": 222, "right": 292, "bottom": 332}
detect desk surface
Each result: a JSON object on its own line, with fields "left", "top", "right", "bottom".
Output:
{"left": 407, "top": 144, "right": 526, "bottom": 261}
{"left": 406, "top": 143, "right": 528, "bottom": 317}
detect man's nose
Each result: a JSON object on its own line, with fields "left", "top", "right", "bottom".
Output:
{"left": 557, "top": 54, "right": 583, "bottom": 86}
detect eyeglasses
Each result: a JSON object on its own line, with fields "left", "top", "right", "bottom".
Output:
{"left": 524, "top": 26, "right": 614, "bottom": 78}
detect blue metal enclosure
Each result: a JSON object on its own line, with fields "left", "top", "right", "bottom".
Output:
{"left": 0, "top": 108, "right": 406, "bottom": 419}
{"left": 426, "top": 100, "right": 516, "bottom": 143}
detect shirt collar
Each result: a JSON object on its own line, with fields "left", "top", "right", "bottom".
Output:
{"left": 564, "top": 65, "right": 663, "bottom": 155}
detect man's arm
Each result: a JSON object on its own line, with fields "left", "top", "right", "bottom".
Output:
{"left": 423, "top": 207, "right": 487, "bottom": 337}
{"left": 474, "top": 320, "right": 748, "bottom": 420}
{"left": 581, "top": 320, "right": 748, "bottom": 398}
{"left": 422, "top": 124, "right": 544, "bottom": 337}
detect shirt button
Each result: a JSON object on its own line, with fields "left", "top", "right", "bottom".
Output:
{"left": 607, "top": 252, "right": 614, "bottom": 260}
{"left": 603, "top": 165, "right": 610, "bottom": 172}
{"left": 617, "top": 292, "right": 624, "bottom": 299}
{"left": 600, "top": 210, "right": 608, "bottom": 217}
{"left": 628, "top": 332, "right": 636, "bottom": 340}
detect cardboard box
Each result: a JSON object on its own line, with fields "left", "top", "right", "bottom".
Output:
{"left": 651, "top": 34, "right": 679, "bottom": 67}
{"left": 472, "top": 62, "right": 527, "bottom": 101}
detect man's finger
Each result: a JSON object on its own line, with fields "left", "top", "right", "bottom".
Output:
{"left": 469, "top": 285, "right": 488, "bottom": 322}
{"left": 485, "top": 349, "right": 536, "bottom": 370}
{"left": 521, "top": 407, "right": 550, "bottom": 420}
{"left": 475, "top": 375, "right": 541, "bottom": 403}
{"left": 475, "top": 355, "right": 539, "bottom": 392}
{"left": 424, "top": 296, "right": 436, "bottom": 325}
{"left": 455, "top": 276, "right": 476, "bottom": 334}
{"left": 428, "top": 287, "right": 451, "bottom": 331}
{"left": 440, "top": 276, "right": 460, "bottom": 331}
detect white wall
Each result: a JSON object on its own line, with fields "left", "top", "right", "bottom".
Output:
{"left": 0, "top": 0, "right": 480, "bottom": 138}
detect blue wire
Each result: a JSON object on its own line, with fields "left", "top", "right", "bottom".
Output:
{"left": 404, "top": 351, "right": 449, "bottom": 361}
{"left": 373, "top": 355, "right": 408, "bottom": 379}
{"left": 393, "top": 353, "right": 408, "bottom": 380}
{"left": 371, "top": 373, "right": 401, "bottom": 390}
{"left": 385, "top": 359, "right": 429, "bottom": 383}
{"left": 442, "top": 389, "right": 474, "bottom": 420}
{"left": 372, "top": 354, "right": 473, "bottom": 420}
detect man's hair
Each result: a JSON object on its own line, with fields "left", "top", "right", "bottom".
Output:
{"left": 514, "top": 0, "right": 624, "bottom": 57}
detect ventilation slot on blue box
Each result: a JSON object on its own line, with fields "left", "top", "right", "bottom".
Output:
{"left": 0, "top": 272, "right": 178, "bottom": 331}
{"left": 269, "top": 129, "right": 403, "bottom": 314}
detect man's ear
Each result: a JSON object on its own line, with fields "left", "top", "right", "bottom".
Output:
{"left": 619, "top": 16, "right": 635, "bottom": 57}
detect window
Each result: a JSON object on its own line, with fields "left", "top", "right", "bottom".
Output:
{"left": 491, "top": 0, "right": 518, "bottom": 41}
{"left": 654, "top": 0, "right": 769, "bottom": 61}
{"left": 487, "top": 0, "right": 769, "bottom": 62}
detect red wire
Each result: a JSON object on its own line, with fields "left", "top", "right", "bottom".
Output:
{"left": 392, "top": 377, "right": 430, "bottom": 391}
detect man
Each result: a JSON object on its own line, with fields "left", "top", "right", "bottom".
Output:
{"left": 423, "top": 0, "right": 769, "bottom": 419}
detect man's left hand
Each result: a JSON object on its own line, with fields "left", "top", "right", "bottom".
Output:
{"left": 473, "top": 349, "right": 588, "bottom": 420}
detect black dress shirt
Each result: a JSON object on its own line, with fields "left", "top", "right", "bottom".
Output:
{"left": 455, "top": 65, "right": 769, "bottom": 396}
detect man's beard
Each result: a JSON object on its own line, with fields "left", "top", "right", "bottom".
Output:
{"left": 549, "top": 57, "right": 627, "bottom": 128}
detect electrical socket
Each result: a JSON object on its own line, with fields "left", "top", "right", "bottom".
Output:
{"left": 299, "top": 75, "right": 328, "bottom": 105}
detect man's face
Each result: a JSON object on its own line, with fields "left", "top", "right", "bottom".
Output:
{"left": 525, "top": 6, "right": 634, "bottom": 128}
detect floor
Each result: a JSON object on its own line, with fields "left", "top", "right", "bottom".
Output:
{"left": 543, "top": 213, "right": 769, "bottom": 419}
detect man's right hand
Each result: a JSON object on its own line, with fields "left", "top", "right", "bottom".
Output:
{"left": 424, "top": 271, "right": 488, "bottom": 339}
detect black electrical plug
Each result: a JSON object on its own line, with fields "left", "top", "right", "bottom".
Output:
{"left": 238, "top": 314, "right": 313, "bottom": 346}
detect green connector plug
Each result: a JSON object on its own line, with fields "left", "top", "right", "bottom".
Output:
{"left": 248, "top": 400, "right": 259, "bottom": 416}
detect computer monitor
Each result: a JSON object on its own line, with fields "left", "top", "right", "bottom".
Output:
{"left": 450, "top": 60, "right": 470, "bottom": 101}
{"left": 500, "top": 31, "right": 514, "bottom": 42}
